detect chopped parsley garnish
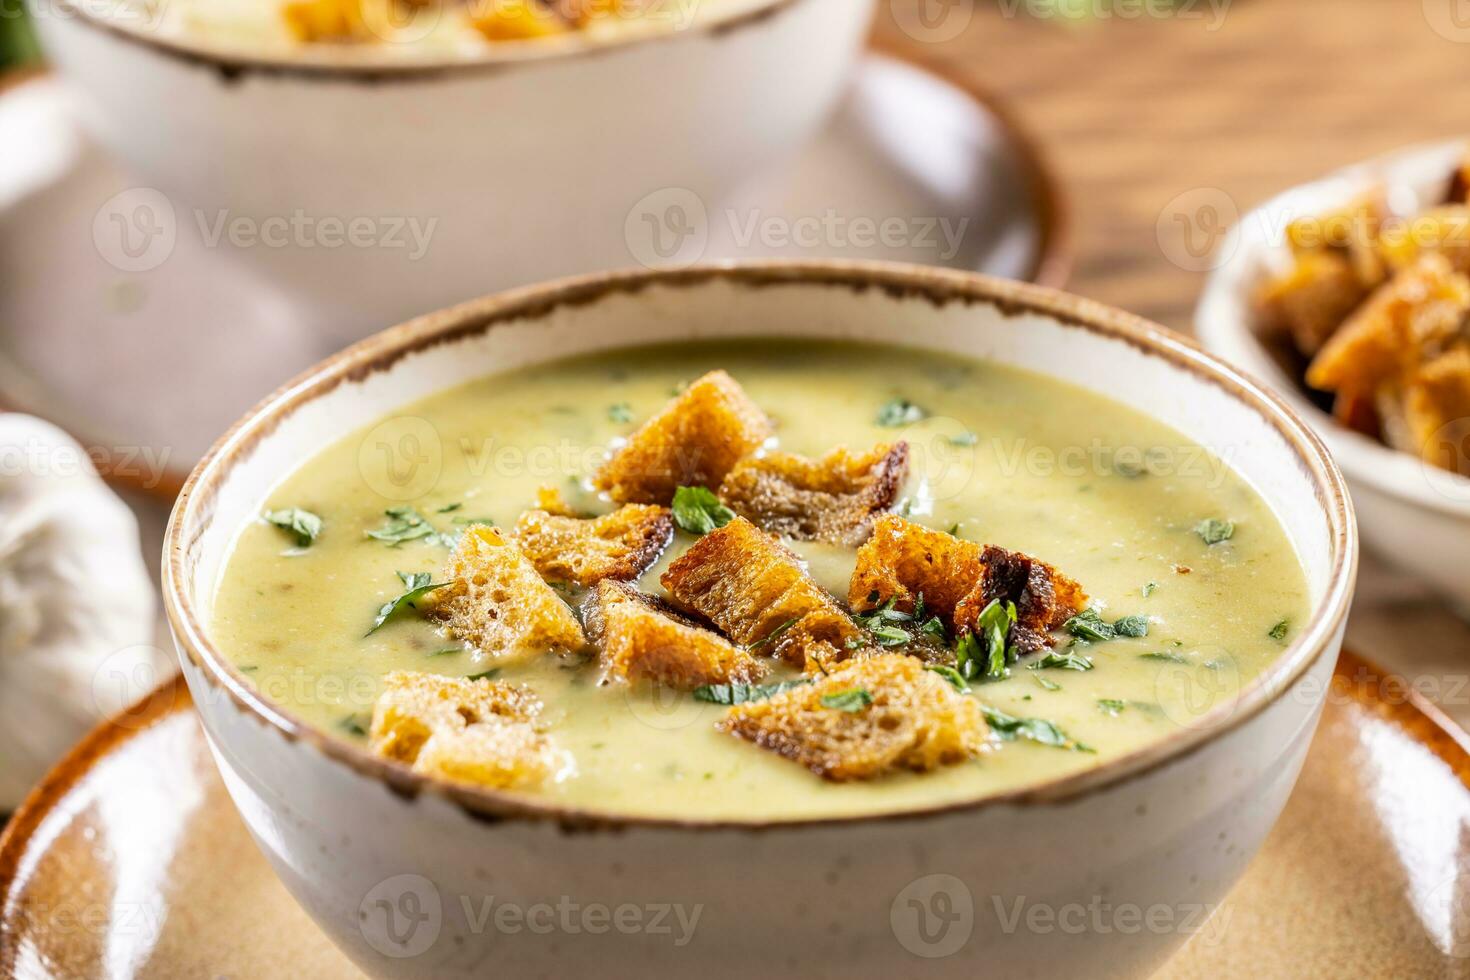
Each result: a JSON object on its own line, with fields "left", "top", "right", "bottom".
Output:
{"left": 853, "top": 595, "right": 926, "bottom": 648}
{"left": 876, "top": 398, "right": 927, "bottom": 427}
{"left": 436, "top": 503, "right": 463, "bottom": 513}
{"left": 1268, "top": 619, "right": 1290, "bottom": 641}
{"left": 1030, "top": 650, "right": 1094, "bottom": 672}
{"left": 671, "top": 486, "right": 736, "bottom": 535}
{"left": 1097, "top": 698, "right": 1128, "bottom": 716}
{"left": 336, "top": 713, "right": 369, "bottom": 737}
{"left": 1063, "top": 608, "right": 1149, "bottom": 643}
{"left": 925, "top": 664, "right": 970, "bottom": 693}
{"left": 746, "top": 619, "right": 798, "bottom": 652}
{"left": 608, "top": 402, "right": 634, "bottom": 423}
{"left": 1142, "top": 581, "right": 1159, "bottom": 598}
{"left": 366, "top": 507, "right": 457, "bottom": 548}
{"left": 1195, "top": 518, "right": 1236, "bottom": 545}
{"left": 976, "top": 598, "right": 1018, "bottom": 682}
{"left": 948, "top": 431, "right": 979, "bottom": 447}
{"left": 1140, "top": 651, "right": 1190, "bottom": 664}
{"left": 366, "top": 571, "right": 448, "bottom": 636}
{"left": 980, "top": 705, "right": 1092, "bottom": 752}
{"left": 264, "top": 507, "right": 322, "bottom": 547}
{"left": 820, "top": 688, "right": 874, "bottom": 712}
{"left": 239, "top": 665, "right": 259, "bottom": 673}
{"left": 693, "top": 680, "right": 810, "bottom": 705}
{"left": 426, "top": 647, "right": 463, "bottom": 658}
{"left": 1033, "top": 674, "right": 1061, "bottom": 692}
{"left": 466, "top": 669, "right": 501, "bottom": 682}
{"left": 451, "top": 515, "right": 496, "bottom": 527}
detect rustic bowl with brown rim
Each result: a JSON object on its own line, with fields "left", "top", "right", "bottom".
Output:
{"left": 162, "top": 260, "right": 1357, "bottom": 979}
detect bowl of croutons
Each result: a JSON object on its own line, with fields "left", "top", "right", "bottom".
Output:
{"left": 1197, "top": 140, "right": 1470, "bottom": 614}
{"left": 163, "top": 260, "right": 1355, "bottom": 979}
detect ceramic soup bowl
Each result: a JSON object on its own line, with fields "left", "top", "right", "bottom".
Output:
{"left": 30, "top": 0, "right": 873, "bottom": 344}
{"left": 163, "top": 262, "right": 1356, "bottom": 979}
{"left": 1196, "top": 139, "right": 1470, "bottom": 615}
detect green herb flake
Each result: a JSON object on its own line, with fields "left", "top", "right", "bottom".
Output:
{"left": 366, "top": 571, "right": 449, "bottom": 636}
{"left": 365, "top": 507, "right": 451, "bottom": 547}
{"left": 426, "top": 647, "right": 464, "bottom": 658}
{"left": 980, "top": 705, "right": 1092, "bottom": 752}
{"left": 1195, "top": 518, "right": 1236, "bottom": 545}
{"left": 876, "top": 399, "right": 927, "bottom": 427}
{"left": 451, "top": 516, "right": 496, "bottom": 527}
{"left": 671, "top": 486, "right": 736, "bottom": 536}
{"left": 1112, "top": 615, "right": 1150, "bottom": 638}
{"left": 1033, "top": 674, "right": 1061, "bottom": 692}
{"left": 948, "top": 431, "right": 978, "bottom": 447}
{"left": 1064, "top": 609, "right": 1115, "bottom": 643}
{"left": 264, "top": 507, "right": 322, "bottom": 548}
{"left": 1268, "top": 619, "right": 1290, "bottom": 641}
{"left": 925, "top": 664, "right": 970, "bottom": 693}
{"left": 1140, "top": 651, "right": 1190, "bottom": 664}
{"left": 976, "top": 599, "right": 1018, "bottom": 682}
{"left": 239, "top": 665, "right": 259, "bottom": 673}
{"left": 608, "top": 403, "right": 634, "bottom": 424}
{"left": 1142, "top": 581, "right": 1159, "bottom": 598}
{"left": 746, "top": 619, "right": 799, "bottom": 653}
{"left": 693, "top": 680, "right": 811, "bottom": 705}
{"left": 1097, "top": 698, "right": 1128, "bottom": 716}
{"left": 820, "top": 688, "right": 874, "bottom": 713}
{"left": 336, "top": 713, "right": 369, "bottom": 737}
{"left": 1030, "top": 650, "right": 1094, "bottom": 672}
{"left": 466, "top": 669, "right": 501, "bottom": 682}
{"left": 436, "top": 503, "right": 463, "bottom": 514}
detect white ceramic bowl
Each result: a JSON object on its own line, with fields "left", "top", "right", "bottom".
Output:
{"left": 30, "top": 0, "right": 873, "bottom": 344}
{"left": 163, "top": 262, "right": 1356, "bottom": 979}
{"left": 1196, "top": 140, "right": 1470, "bottom": 616}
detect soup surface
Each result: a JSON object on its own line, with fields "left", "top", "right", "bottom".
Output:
{"left": 209, "top": 340, "right": 1311, "bottom": 820}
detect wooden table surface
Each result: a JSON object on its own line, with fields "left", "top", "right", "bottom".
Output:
{"left": 879, "top": 0, "right": 1470, "bottom": 330}
{"left": 879, "top": 0, "right": 1470, "bottom": 726}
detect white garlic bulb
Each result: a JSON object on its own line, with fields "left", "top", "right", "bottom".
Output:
{"left": 0, "top": 415, "right": 165, "bottom": 810}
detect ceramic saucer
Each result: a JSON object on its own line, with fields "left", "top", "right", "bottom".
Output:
{"left": 1, "top": 652, "right": 1465, "bottom": 978}
{"left": 0, "top": 50, "right": 1066, "bottom": 503}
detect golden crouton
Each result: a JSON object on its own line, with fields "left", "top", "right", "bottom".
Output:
{"left": 717, "top": 443, "right": 909, "bottom": 545}
{"left": 1306, "top": 253, "right": 1470, "bottom": 396}
{"left": 584, "top": 581, "right": 768, "bottom": 688}
{"left": 1255, "top": 251, "right": 1368, "bottom": 357}
{"left": 369, "top": 670, "right": 563, "bottom": 789}
{"left": 535, "top": 485, "right": 579, "bottom": 517}
{"left": 428, "top": 525, "right": 585, "bottom": 661}
{"left": 1402, "top": 348, "right": 1470, "bottom": 475}
{"left": 515, "top": 504, "right": 673, "bottom": 586}
{"left": 660, "top": 517, "right": 865, "bottom": 670}
{"left": 469, "top": 0, "right": 569, "bottom": 40}
{"left": 718, "top": 654, "right": 987, "bottom": 781}
{"left": 594, "top": 370, "right": 772, "bottom": 505}
{"left": 849, "top": 516, "right": 1085, "bottom": 655}
{"left": 281, "top": 0, "right": 370, "bottom": 42}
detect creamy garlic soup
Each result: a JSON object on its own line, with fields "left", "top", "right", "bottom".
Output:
{"left": 209, "top": 340, "right": 1310, "bottom": 820}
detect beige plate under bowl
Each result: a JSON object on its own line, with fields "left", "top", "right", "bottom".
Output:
{"left": 1, "top": 651, "right": 1466, "bottom": 978}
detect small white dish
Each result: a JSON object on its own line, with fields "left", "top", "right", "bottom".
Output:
{"left": 1196, "top": 139, "right": 1470, "bottom": 615}
{"left": 0, "top": 58, "right": 1066, "bottom": 502}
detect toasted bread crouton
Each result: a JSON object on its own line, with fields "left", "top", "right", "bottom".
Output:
{"left": 955, "top": 544, "right": 1088, "bottom": 655}
{"left": 428, "top": 525, "right": 585, "bottom": 661}
{"left": 515, "top": 504, "right": 673, "bottom": 586}
{"left": 717, "top": 443, "right": 909, "bottom": 545}
{"left": 660, "top": 517, "right": 865, "bottom": 670}
{"left": 849, "top": 516, "right": 1085, "bottom": 655}
{"left": 469, "top": 0, "right": 570, "bottom": 40}
{"left": 594, "top": 370, "right": 772, "bottom": 504}
{"left": 534, "top": 485, "right": 579, "bottom": 517}
{"left": 584, "top": 581, "right": 768, "bottom": 688}
{"left": 718, "top": 654, "right": 986, "bottom": 781}
{"left": 369, "top": 670, "right": 563, "bottom": 789}
{"left": 1401, "top": 348, "right": 1470, "bottom": 475}
{"left": 1306, "top": 253, "right": 1470, "bottom": 396}
{"left": 1255, "top": 251, "right": 1368, "bottom": 357}
{"left": 281, "top": 0, "right": 370, "bottom": 42}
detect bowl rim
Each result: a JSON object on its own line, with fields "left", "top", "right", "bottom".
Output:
{"left": 41, "top": 0, "right": 811, "bottom": 80}
{"left": 1195, "top": 136, "right": 1470, "bottom": 521}
{"left": 162, "top": 259, "right": 1358, "bottom": 832}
